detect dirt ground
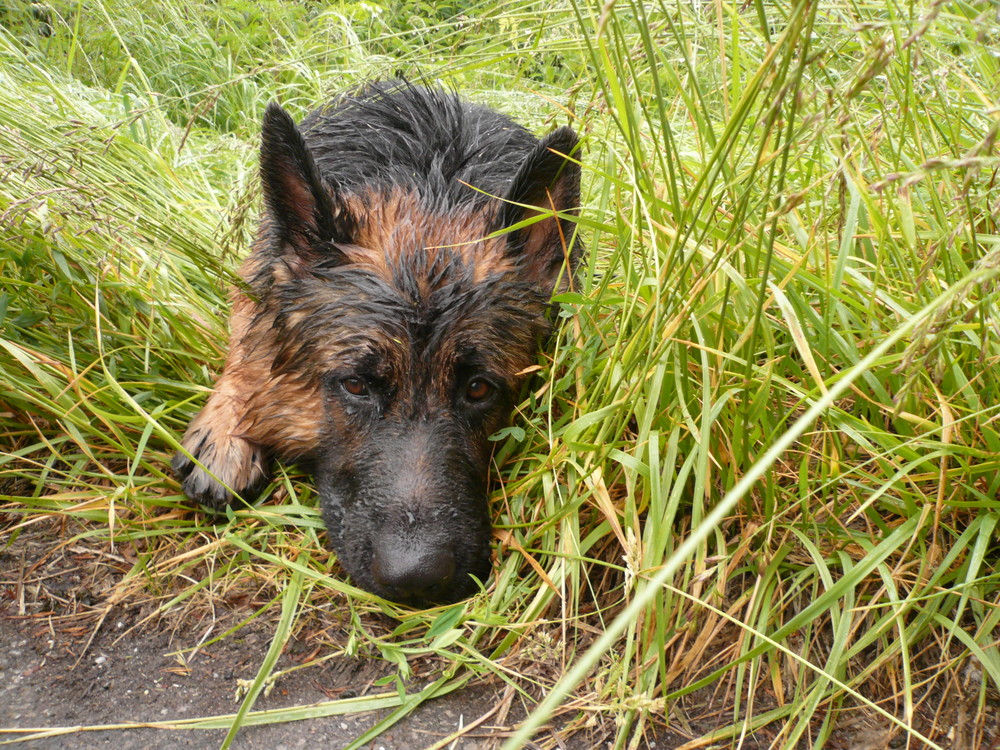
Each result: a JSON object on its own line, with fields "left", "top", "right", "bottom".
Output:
{"left": 2, "top": 517, "right": 997, "bottom": 750}
{"left": 0, "top": 518, "right": 687, "bottom": 750}
{"left": 0, "top": 611, "right": 528, "bottom": 750}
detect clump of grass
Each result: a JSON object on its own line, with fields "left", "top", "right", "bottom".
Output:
{"left": 2, "top": 0, "right": 999, "bottom": 748}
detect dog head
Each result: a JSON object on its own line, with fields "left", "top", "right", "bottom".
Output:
{"left": 249, "top": 98, "right": 580, "bottom": 604}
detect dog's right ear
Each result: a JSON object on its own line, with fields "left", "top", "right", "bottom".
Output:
{"left": 260, "top": 102, "right": 354, "bottom": 261}
{"left": 495, "top": 126, "right": 581, "bottom": 293}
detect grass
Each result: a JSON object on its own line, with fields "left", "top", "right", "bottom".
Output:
{"left": 2, "top": 0, "right": 999, "bottom": 747}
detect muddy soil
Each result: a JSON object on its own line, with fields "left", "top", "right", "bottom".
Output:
{"left": 2, "top": 517, "right": 995, "bottom": 749}
{"left": 0, "top": 610, "right": 520, "bottom": 749}
{"left": 0, "top": 518, "right": 683, "bottom": 749}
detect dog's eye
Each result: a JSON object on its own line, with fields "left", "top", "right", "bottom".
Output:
{"left": 342, "top": 377, "right": 369, "bottom": 397}
{"left": 465, "top": 378, "right": 494, "bottom": 402}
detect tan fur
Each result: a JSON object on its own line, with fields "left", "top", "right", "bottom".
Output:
{"left": 176, "top": 292, "right": 271, "bottom": 499}
{"left": 343, "top": 190, "right": 515, "bottom": 281}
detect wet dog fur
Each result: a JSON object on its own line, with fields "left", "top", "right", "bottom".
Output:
{"left": 173, "top": 81, "right": 580, "bottom": 605}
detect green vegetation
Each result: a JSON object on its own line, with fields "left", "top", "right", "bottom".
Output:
{"left": 2, "top": 0, "right": 998, "bottom": 747}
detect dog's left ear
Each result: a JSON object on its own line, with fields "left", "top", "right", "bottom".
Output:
{"left": 260, "top": 102, "right": 354, "bottom": 262}
{"left": 496, "top": 127, "right": 581, "bottom": 292}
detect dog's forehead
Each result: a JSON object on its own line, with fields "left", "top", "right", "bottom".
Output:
{"left": 374, "top": 265, "right": 542, "bottom": 359}
{"left": 284, "top": 261, "right": 548, "bottom": 379}
{"left": 342, "top": 226, "right": 512, "bottom": 285}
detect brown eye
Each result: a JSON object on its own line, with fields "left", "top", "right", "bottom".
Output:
{"left": 342, "top": 377, "right": 368, "bottom": 397}
{"left": 466, "top": 378, "right": 494, "bottom": 402}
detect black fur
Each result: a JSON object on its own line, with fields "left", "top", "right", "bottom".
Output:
{"left": 300, "top": 81, "right": 540, "bottom": 208}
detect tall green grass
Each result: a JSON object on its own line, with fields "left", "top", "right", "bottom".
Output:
{"left": 2, "top": 0, "right": 998, "bottom": 748}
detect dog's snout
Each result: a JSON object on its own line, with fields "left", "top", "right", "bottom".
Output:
{"left": 371, "top": 542, "right": 456, "bottom": 603}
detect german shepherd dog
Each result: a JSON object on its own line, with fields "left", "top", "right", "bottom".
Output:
{"left": 173, "top": 81, "right": 580, "bottom": 605}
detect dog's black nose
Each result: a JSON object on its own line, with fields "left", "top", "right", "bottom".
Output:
{"left": 371, "top": 543, "right": 456, "bottom": 602}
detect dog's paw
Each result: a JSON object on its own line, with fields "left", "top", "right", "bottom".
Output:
{"left": 172, "top": 427, "right": 269, "bottom": 511}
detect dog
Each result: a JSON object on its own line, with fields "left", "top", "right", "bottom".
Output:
{"left": 173, "top": 80, "right": 580, "bottom": 605}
